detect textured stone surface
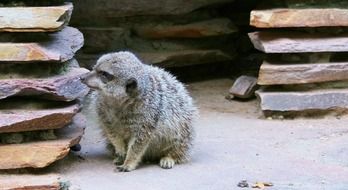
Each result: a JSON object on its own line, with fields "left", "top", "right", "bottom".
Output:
{"left": 0, "top": 102, "right": 79, "bottom": 133}
{"left": 0, "top": 115, "right": 85, "bottom": 169}
{"left": 0, "top": 27, "right": 83, "bottom": 62}
{"left": 135, "top": 18, "right": 237, "bottom": 39}
{"left": 0, "top": 3, "right": 72, "bottom": 32}
{"left": 285, "top": 0, "right": 348, "bottom": 8}
{"left": 138, "top": 50, "right": 234, "bottom": 67}
{"left": 250, "top": 9, "right": 348, "bottom": 28}
{"left": 248, "top": 31, "right": 348, "bottom": 53}
{"left": 79, "top": 27, "right": 128, "bottom": 53}
{"left": 256, "top": 89, "right": 348, "bottom": 112}
{"left": 229, "top": 75, "right": 258, "bottom": 98}
{"left": 73, "top": 0, "right": 234, "bottom": 19}
{"left": 0, "top": 60, "right": 89, "bottom": 101}
{"left": 0, "top": 174, "right": 60, "bottom": 190}
{"left": 258, "top": 61, "right": 348, "bottom": 85}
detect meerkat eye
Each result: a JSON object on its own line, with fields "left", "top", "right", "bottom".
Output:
{"left": 126, "top": 78, "right": 138, "bottom": 95}
{"left": 98, "top": 71, "right": 114, "bottom": 83}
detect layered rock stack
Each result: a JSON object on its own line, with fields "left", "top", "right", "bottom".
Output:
{"left": 72, "top": 0, "right": 237, "bottom": 69}
{"left": 0, "top": 1, "right": 88, "bottom": 170}
{"left": 248, "top": 0, "right": 348, "bottom": 116}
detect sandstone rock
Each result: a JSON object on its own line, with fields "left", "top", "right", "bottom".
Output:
{"left": 0, "top": 174, "right": 61, "bottom": 190}
{"left": 0, "top": 102, "right": 79, "bottom": 133}
{"left": 258, "top": 61, "right": 348, "bottom": 85}
{"left": 248, "top": 31, "right": 348, "bottom": 53}
{"left": 135, "top": 18, "right": 237, "bottom": 39}
{"left": 229, "top": 76, "right": 258, "bottom": 98}
{"left": 0, "top": 115, "right": 85, "bottom": 169}
{"left": 138, "top": 50, "right": 234, "bottom": 67}
{"left": 73, "top": 0, "right": 234, "bottom": 19}
{"left": 0, "top": 27, "right": 83, "bottom": 62}
{"left": 0, "top": 60, "right": 89, "bottom": 101}
{"left": 251, "top": 9, "right": 348, "bottom": 28}
{"left": 256, "top": 89, "right": 348, "bottom": 112}
{"left": 0, "top": 3, "right": 72, "bottom": 32}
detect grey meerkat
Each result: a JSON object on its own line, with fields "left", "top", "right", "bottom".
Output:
{"left": 82, "top": 51, "right": 197, "bottom": 172}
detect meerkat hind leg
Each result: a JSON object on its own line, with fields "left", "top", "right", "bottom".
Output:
{"left": 159, "top": 140, "right": 190, "bottom": 169}
{"left": 159, "top": 156, "right": 175, "bottom": 169}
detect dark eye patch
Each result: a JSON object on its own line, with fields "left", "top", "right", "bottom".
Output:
{"left": 98, "top": 71, "right": 114, "bottom": 83}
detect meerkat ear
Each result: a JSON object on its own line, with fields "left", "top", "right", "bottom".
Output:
{"left": 126, "top": 78, "right": 138, "bottom": 96}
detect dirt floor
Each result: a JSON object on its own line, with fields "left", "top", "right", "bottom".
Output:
{"left": 50, "top": 78, "right": 348, "bottom": 189}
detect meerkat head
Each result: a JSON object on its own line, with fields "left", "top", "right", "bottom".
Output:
{"left": 82, "top": 51, "right": 144, "bottom": 102}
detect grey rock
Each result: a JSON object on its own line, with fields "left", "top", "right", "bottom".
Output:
{"left": 229, "top": 76, "right": 258, "bottom": 98}
{"left": 0, "top": 59, "right": 90, "bottom": 101}
{"left": 256, "top": 88, "right": 348, "bottom": 112}
{"left": 249, "top": 31, "right": 348, "bottom": 53}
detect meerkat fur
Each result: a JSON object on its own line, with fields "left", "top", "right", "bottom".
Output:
{"left": 83, "top": 51, "right": 197, "bottom": 172}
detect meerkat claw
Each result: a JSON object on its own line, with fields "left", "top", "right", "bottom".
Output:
{"left": 116, "top": 164, "right": 134, "bottom": 172}
{"left": 160, "top": 157, "right": 175, "bottom": 169}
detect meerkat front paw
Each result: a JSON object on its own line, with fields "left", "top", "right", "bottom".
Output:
{"left": 116, "top": 164, "right": 136, "bottom": 172}
{"left": 159, "top": 157, "right": 175, "bottom": 169}
{"left": 113, "top": 154, "right": 125, "bottom": 166}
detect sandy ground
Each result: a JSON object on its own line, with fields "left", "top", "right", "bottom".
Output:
{"left": 49, "top": 78, "right": 348, "bottom": 190}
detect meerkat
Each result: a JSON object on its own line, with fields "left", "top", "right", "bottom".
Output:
{"left": 82, "top": 51, "right": 197, "bottom": 172}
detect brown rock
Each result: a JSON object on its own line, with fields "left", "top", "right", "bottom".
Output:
{"left": 0, "top": 174, "right": 61, "bottom": 190}
{"left": 229, "top": 76, "right": 258, "bottom": 98}
{"left": 0, "top": 60, "right": 90, "bottom": 101}
{"left": 0, "top": 101, "right": 79, "bottom": 133}
{"left": 0, "top": 115, "right": 85, "bottom": 169}
{"left": 138, "top": 50, "right": 234, "bottom": 67}
{"left": 135, "top": 18, "right": 237, "bottom": 39}
{"left": 251, "top": 9, "right": 348, "bottom": 28}
{"left": 258, "top": 60, "right": 348, "bottom": 85}
{"left": 73, "top": 0, "right": 234, "bottom": 19}
{"left": 0, "top": 27, "right": 84, "bottom": 62}
{"left": 256, "top": 89, "right": 348, "bottom": 112}
{"left": 248, "top": 31, "right": 348, "bottom": 53}
{"left": 0, "top": 3, "right": 72, "bottom": 32}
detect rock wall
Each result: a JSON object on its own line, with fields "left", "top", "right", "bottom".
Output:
{"left": 0, "top": 1, "right": 87, "bottom": 171}
{"left": 71, "top": 0, "right": 240, "bottom": 69}
{"left": 249, "top": 0, "right": 348, "bottom": 116}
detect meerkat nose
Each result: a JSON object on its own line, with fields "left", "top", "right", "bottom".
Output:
{"left": 79, "top": 72, "right": 90, "bottom": 84}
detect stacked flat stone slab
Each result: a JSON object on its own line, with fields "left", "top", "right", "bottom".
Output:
{"left": 0, "top": 2, "right": 88, "bottom": 171}
{"left": 249, "top": 3, "right": 348, "bottom": 114}
{"left": 72, "top": 0, "right": 237, "bottom": 69}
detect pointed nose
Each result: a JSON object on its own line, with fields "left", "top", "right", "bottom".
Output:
{"left": 79, "top": 72, "right": 91, "bottom": 84}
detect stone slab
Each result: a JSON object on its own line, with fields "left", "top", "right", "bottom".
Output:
{"left": 0, "top": 26, "right": 83, "bottom": 62}
{"left": 0, "top": 115, "right": 85, "bottom": 169}
{"left": 229, "top": 75, "right": 258, "bottom": 98}
{"left": 73, "top": 0, "right": 234, "bottom": 19}
{"left": 0, "top": 174, "right": 60, "bottom": 190}
{"left": 250, "top": 8, "right": 348, "bottom": 28}
{"left": 135, "top": 18, "right": 237, "bottom": 39}
{"left": 248, "top": 31, "right": 348, "bottom": 53}
{"left": 0, "top": 3, "right": 72, "bottom": 32}
{"left": 78, "top": 27, "right": 128, "bottom": 54}
{"left": 258, "top": 61, "right": 348, "bottom": 85}
{"left": 0, "top": 102, "right": 79, "bottom": 133}
{"left": 138, "top": 50, "right": 234, "bottom": 67}
{"left": 0, "top": 60, "right": 90, "bottom": 101}
{"left": 256, "top": 89, "right": 348, "bottom": 112}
